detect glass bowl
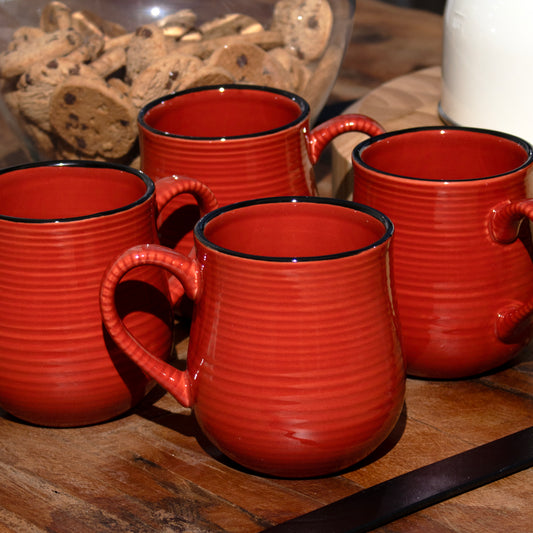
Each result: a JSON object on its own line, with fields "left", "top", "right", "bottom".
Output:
{"left": 0, "top": 0, "right": 355, "bottom": 166}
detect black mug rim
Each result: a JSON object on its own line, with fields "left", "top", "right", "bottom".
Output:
{"left": 0, "top": 160, "right": 154, "bottom": 224}
{"left": 138, "top": 84, "right": 310, "bottom": 141}
{"left": 352, "top": 125, "right": 533, "bottom": 182}
{"left": 194, "top": 196, "right": 394, "bottom": 263}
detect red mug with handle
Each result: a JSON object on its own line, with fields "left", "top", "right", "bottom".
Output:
{"left": 100, "top": 196, "right": 405, "bottom": 478}
{"left": 352, "top": 126, "right": 533, "bottom": 378}
{"left": 0, "top": 161, "right": 217, "bottom": 427}
{"left": 138, "top": 84, "right": 384, "bottom": 252}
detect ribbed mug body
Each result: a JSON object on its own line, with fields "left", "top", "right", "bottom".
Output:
{"left": 186, "top": 200, "right": 405, "bottom": 477}
{"left": 353, "top": 127, "right": 533, "bottom": 378}
{"left": 0, "top": 163, "right": 174, "bottom": 426}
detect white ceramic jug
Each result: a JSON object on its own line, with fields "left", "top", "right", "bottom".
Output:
{"left": 439, "top": 0, "right": 533, "bottom": 145}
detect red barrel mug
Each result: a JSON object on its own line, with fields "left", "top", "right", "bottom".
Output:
{"left": 0, "top": 161, "right": 217, "bottom": 427}
{"left": 100, "top": 196, "right": 405, "bottom": 478}
{"left": 138, "top": 84, "right": 384, "bottom": 252}
{"left": 352, "top": 126, "right": 533, "bottom": 378}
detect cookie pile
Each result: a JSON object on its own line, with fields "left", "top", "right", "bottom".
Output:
{"left": 0, "top": 0, "right": 335, "bottom": 167}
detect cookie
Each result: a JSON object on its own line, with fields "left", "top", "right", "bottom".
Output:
{"left": 40, "top": 1, "right": 72, "bottom": 32}
{"left": 125, "top": 24, "right": 168, "bottom": 81}
{"left": 55, "top": 134, "right": 138, "bottom": 166}
{"left": 0, "top": 29, "right": 83, "bottom": 79}
{"left": 177, "top": 65, "right": 235, "bottom": 91}
{"left": 18, "top": 56, "right": 96, "bottom": 89}
{"left": 55, "top": 136, "right": 99, "bottom": 160}
{"left": 8, "top": 27, "right": 46, "bottom": 51}
{"left": 103, "top": 32, "right": 133, "bottom": 52}
{"left": 206, "top": 42, "right": 291, "bottom": 91}
{"left": 175, "top": 30, "right": 284, "bottom": 60}
{"left": 65, "top": 33, "right": 105, "bottom": 63}
{"left": 157, "top": 9, "right": 197, "bottom": 38}
{"left": 199, "top": 13, "right": 264, "bottom": 39}
{"left": 70, "top": 10, "right": 104, "bottom": 40}
{"left": 17, "top": 57, "right": 98, "bottom": 132}
{"left": 106, "top": 77, "right": 129, "bottom": 97}
{"left": 49, "top": 75, "right": 137, "bottom": 158}
{"left": 23, "top": 120, "right": 56, "bottom": 158}
{"left": 180, "top": 30, "right": 202, "bottom": 42}
{"left": 272, "top": 0, "right": 333, "bottom": 61}
{"left": 76, "top": 9, "right": 127, "bottom": 38}
{"left": 90, "top": 45, "right": 127, "bottom": 78}
{"left": 268, "top": 47, "right": 311, "bottom": 92}
{"left": 129, "top": 51, "right": 203, "bottom": 110}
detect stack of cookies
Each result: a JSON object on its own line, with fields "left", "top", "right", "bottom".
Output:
{"left": 0, "top": 0, "right": 338, "bottom": 167}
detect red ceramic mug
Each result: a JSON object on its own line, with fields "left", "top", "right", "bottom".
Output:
{"left": 0, "top": 161, "right": 217, "bottom": 427}
{"left": 138, "top": 84, "right": 384, "bottom": 252}
{"left": 100, "top": 197, "right": 405, "bottom": 478}
{"left": 352, "top": 126, "right": 533, "bottom": 378}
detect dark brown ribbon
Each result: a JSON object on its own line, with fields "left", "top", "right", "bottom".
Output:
{"left": 265, "top": 426, "right": 533, "bottom": 533}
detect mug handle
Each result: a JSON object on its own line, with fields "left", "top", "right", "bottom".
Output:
{"left": 489, "top": 199, "right": 533, "bottom": 340}
{"left": 307, "top": 114, "right": 385, "bottom": 164}
{"left": 154, "top": 174, "right": 219, "bottom": 220}
{"left": 153, "top": 175, "right": 218, "bottom": 305}
{"left": 100, "top": 243, "right": 199, "bottom": 407}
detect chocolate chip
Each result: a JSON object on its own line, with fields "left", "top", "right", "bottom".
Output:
{"left": 68, "top": 113, "right": 78, "bottom": 122}
{"left": 46, "top": 59, "right": 58, "bottom": 69}
{"left": 136, "top": 27, "right": 153, "bottom": 38}
{"left": 67, "top": 34, "right": 77, "bottom": 46}
{"left": 68, "top": 65, "right": 80, "bottom": 75}
{"left": 63, "top": 92, "right": 76, "bottom": 105}
{"left": 236, "top": 54, "right": 248, "bottom": 68}
{"left": 75, "top": 136, "right": 86, "bottom": 149}
{"left": 307, "top": 16, "right": 319, "bottom": 30}
{"left": 120, "top": 120, "right": 130, "bottom": 127}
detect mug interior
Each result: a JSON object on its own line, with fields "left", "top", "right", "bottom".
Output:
{"left": 356, "top": 128, "right": 532, "bottom": 181}
{"left": 0, "top": 163, "right": 151, "bottom": 221}
{"left": 140, "top": 86, "right": 306, "bottom": 139}
{"left": 198, "top": 198, "right": 391, "bottom": 261}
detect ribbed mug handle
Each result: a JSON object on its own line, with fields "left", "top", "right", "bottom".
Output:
{"left": 100, "top": 243, "right": 200, "bottom": 407}
{"left": 307, "top": 114, "right": 385, "bottom": 164}
{"left": 489, "top": 199, "right": 533, "bottom": 340}
{"left": 153, "top": 175, "right": 218, "bottom": 305}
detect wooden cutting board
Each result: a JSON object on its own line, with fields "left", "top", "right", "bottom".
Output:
{"left": 330, "top": 65, "right": 443, "bottom": 199}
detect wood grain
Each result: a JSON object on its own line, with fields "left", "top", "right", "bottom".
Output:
{"left": 0, "top": 329, "right": 531, "bottom": 532}
{"left": 331, "top": 0, "right": 443, "bottom": 103}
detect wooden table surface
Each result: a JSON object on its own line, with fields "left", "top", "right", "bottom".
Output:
{"left": 1, "top": 1, "right": 532, "bottom": 532}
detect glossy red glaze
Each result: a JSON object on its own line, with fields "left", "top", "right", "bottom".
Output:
{"left": 0, "top": 161, "right": 217, "bottom": 427}
{"left": 100, "top": 197, "right": 405, "bottom": 478}
{"left": 352, "top": 127, "right": 533, "bottom": 378}
{"left": 138, "top": 84, "right": 384, "bottom": 252}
